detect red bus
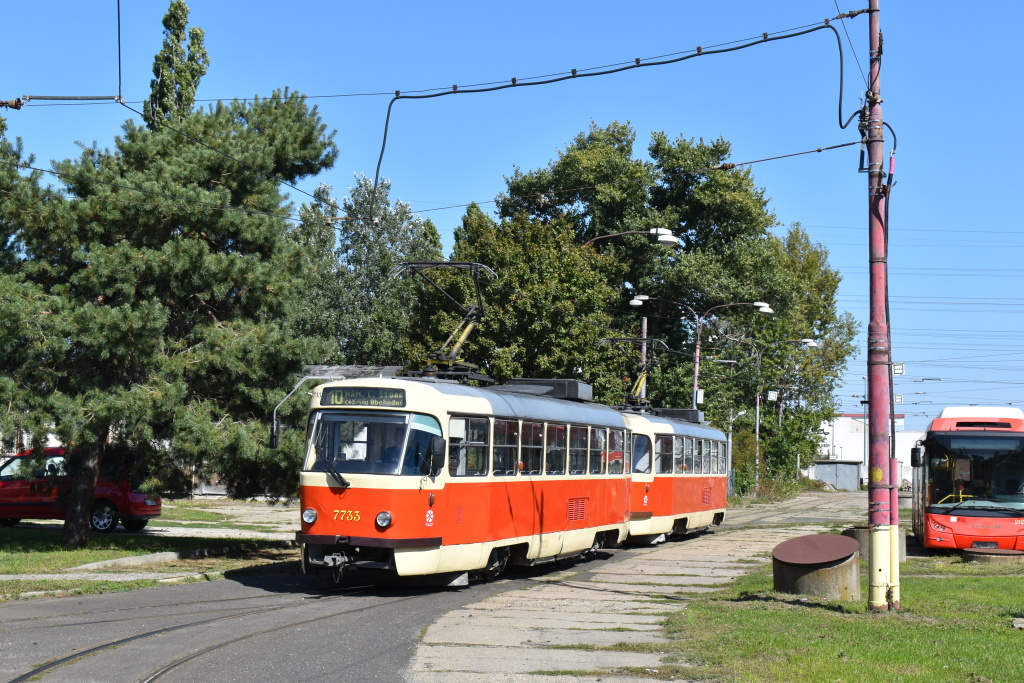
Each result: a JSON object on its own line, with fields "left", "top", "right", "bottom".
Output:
{"left": 912, "top": 407, "right": 1024, "bottom": 550}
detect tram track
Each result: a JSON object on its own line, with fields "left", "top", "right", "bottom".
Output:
{"left": 137, "top": 591, "right": 431, "bottom": 682}
{"left": 6, "top": 583, "right": 384, "bottom": 683}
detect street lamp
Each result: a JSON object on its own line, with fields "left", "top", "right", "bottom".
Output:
{"left": 730, "top": 337, "right": 818, "bottom": 490}
{"left": 582, "top": 228, "right": 677, "bottom": 246}
{"left": 629, "top": 295, "right": 773, "bottom": 409}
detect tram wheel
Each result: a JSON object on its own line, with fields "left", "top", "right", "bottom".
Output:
{"left": 482, "top": 547, "right": 511, "bottom": 581}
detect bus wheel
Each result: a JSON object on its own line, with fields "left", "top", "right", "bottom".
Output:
{"left": 483, "top": 547, "right": 510, "bottom": 581}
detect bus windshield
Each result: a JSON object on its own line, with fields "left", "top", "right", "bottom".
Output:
{"left": 304, "top": 411, "right": 442, "bottom": 476}
{"left": 925, "top": 433, "right": 1024, "bottom": 510}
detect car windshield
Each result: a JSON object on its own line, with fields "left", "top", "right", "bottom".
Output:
{"left": 925, "top": 433, "right": 1024, "bottom": 510}
{"left": 304, "top": 411, "right": 442, "bottom": 476}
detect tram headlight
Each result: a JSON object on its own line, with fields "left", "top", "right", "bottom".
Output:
{"left": 929, "top": 520, "right": 947, "bottom": 533}
{"left": 375, "top": 511, "right": 393, "bottom": 528}
{"left": 302, "top": 508, "right": 318, "bottom": 524}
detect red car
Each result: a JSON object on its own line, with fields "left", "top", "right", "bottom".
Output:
{"left": 0, "top": 447, "right": 161, "bottom": 532}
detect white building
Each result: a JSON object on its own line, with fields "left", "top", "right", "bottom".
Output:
{"left": 810, "top": 413, "right": 924, "bottom": 491}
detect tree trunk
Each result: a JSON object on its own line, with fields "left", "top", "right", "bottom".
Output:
{"left": 60, "top": 437, "right": 105, "bottom": 549}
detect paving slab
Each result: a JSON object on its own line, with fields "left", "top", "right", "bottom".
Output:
{"left": 435, "top": 610, "right": 664, "bottom": 629}
{"left": 594, "top": 564, "right": 748, "bottom": 577}
{"left": 410, "top": 644, "right": 665, "bottom": 675}
{"left": 422, "top": 623, "right": 668, "bottom": 647}
{"left": 408, "top": 673, "right": 661, "bottom": 683}
{"left": 583, "top": 573, "right": 736, "bottom": 586}
{"left": 465, "top": 594, "right": 665, "bottom": 613}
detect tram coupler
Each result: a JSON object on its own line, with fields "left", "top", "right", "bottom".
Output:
{"left": 321, "top": 553, "right": 348, "bottom": 568}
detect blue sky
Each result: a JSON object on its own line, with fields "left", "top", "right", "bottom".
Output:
{"left": 3, "top": 1, "right": 1021, "bottom": 432}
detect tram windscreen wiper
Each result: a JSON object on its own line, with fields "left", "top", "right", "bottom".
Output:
{"left": 323, "top": 460, "right": 350, "bottom": 488}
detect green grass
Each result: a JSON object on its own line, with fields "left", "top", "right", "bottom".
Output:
{"left": 0, "top": 578, "right": 166, "bottom": 598}
{"left": 0, "top": 527, "right": 240, "bottom": 573}
{"left": 0, "top": 527, "right": 298, "bottom": 599}
{"left": 157, "top": 504, "right": 231, "bottom": 523}
{"left": 661, "top": 559, "right": 1024, "bottom": 682}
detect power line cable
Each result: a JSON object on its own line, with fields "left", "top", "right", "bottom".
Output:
{"left": 834, "top": 0, "right": 869, "bottom": 87}
{"left": 368, "top": 14, "right": 867, "bottom": 221}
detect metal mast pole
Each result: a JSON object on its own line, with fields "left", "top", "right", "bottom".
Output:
{"left": 866, "top": 0, "right": 893, "bottom": 611}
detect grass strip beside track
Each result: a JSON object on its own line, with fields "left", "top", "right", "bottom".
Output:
{"left": 657, "top": 555, "right": 1024, "bottom": 682}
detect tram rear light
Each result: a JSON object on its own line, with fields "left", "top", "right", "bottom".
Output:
{"left": 376, "top": 511, "right": 393, "bottom": 528}
{"left": 929, "top": 520, "right": 947, "bottom": 533}
{"left": 302, "top": 508, "right": 318, "bottom": 524}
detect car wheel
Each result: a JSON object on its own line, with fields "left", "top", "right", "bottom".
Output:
{"left": 90, "top": 502, "right": 119, "bottom": 533}
{"left": 122, "top": 519, "right": 148, "bottom": 532}
{"left": 0, "top": 518, "right": 20, "bottom": 527}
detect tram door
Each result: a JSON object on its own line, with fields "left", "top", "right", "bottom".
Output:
{"left": 630, "top": 434, "right": 654, "bottom": 523}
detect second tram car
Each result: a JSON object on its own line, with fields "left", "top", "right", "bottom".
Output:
{"left": 912, "top": 406, "right": 1024, "bottom": 550}
{"left": 295, "top": 376, "right": 727, "bottom": 583}
{"left": 624, "top": 411, "right": 727, "bottom": 541}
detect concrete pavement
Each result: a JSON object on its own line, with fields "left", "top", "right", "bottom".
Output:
{"left": 405, "top": 491, "right": 869, "bottom": 682}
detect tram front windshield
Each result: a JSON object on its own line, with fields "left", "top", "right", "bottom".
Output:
{"left": 925, "top": 433, "right": 1024, "bottom": 510}
{"left": 304, "top": 411, "right": 442, "bottom": 476}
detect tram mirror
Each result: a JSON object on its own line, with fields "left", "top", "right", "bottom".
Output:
{"left": 910, "top": 446, "right": 923, "bottom": 467}
{"left": 428, "top": 437, "right": 446, "bottom": 475}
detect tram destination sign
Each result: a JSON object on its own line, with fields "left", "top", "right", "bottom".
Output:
{"left": 321, "top": 387, "right": 407, "bottom": 408}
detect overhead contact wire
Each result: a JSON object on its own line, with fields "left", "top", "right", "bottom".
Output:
{"left": 369, "top": 19, "right": 861, "bottom": 218}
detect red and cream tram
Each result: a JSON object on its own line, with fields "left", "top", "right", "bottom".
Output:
{"left": 623, "top": 411, "right": 728, "bottom": 541}
{"left": 295, "top": 376, "right": 727, "bottom": 583}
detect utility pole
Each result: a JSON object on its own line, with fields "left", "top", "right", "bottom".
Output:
{"left": 865, "top": 0, "right": 895, "bottom": 611}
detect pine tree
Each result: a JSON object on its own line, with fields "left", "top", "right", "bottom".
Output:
{"left": 5, "top": 2, "right": 337, "bottom": 544}
{"left": 144, "top": 1, "right": 209, "bottom": 129}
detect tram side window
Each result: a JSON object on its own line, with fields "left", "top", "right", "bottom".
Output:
{"left": 522, "top": 422, "right": 543, "bottom": 474}
{"left": 684, "top": 438, "right": 694, "bottom": 474}
{"left": 449, "top": 417, "right": 489, "bottom": 476}
{"left": 655, "top": 436, "right": 674, "bottom": 474}
{"left": 608, "top": 429, "right": 625, "bottom": 474}
{"left": 702, "top": 440, "right": 711, "bottom": 473}
{"left": 590, "top": 427, "right": 607, "bottom": 474}
{"left": 717, "top": 441, "right": 726, "bottom": 474}
{"left": 569, "top": 426, "right": 588, "bottom": 475}
{"left": 546, "top": 424, "right": 567, "bottom": 475}
{"left": 493, "top": 419, "right": 519, "bottom": 476}
{"left": 633, "top": 435, "right": 652, "bottom": 474}
{"left": 693, "top": 440, "right": 703, "bottom": 474}
{"left": 673, "top": 436, "right": 685, "bottom": 473}
{"left": 710, "top": 442, "right": 719, "bottom": 474}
